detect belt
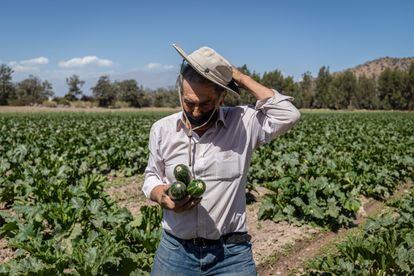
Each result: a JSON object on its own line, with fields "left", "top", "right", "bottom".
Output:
{"left": 165, "top": 231, "right": 252, "bottom": 247}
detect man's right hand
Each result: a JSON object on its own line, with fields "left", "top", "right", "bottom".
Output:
{"left": 150, "top": 184, "right": 202, "bottom": 213}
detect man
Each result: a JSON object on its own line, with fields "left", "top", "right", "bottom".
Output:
{"left": 142, "top": 44, "right": 301, "bottom": 275}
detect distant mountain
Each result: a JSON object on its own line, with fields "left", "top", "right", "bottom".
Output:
{"left": 343, "top": 57, "right": 414, "bottom": 78}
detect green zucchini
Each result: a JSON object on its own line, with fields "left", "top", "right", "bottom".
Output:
{"left": 167, "top": 181, "right": 188, "bottom": 201}
{"left": 174, "top": 164, "right": 192, "bottom": 185}
{"left": 187, "top": 179, "right": 206, "bottom": 198}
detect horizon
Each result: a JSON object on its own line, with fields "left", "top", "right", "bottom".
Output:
{"left": 1, "top": 0, "right": 413, "bottom": 96}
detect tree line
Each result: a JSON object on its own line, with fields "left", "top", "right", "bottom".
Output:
{"left": 0, "top": 62, "right": 413, "bottom": 110}
{"left": 231, "top": 63, "right": 414, "bottom": 110}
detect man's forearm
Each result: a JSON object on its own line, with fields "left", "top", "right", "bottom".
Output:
{"left": 234, "top": 70, "right": 274, "bottom": 100}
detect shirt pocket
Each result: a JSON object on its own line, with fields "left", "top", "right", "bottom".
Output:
{"left": 214, "top": 151, "right": 241, "bottom": 181}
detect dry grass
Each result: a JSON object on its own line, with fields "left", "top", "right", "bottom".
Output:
{"left": 0, "top": 106, "right": 180, "bottom": 113}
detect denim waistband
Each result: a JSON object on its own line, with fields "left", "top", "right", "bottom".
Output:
{"left": 163, "top": 230, "right": 251, "bottom": 247}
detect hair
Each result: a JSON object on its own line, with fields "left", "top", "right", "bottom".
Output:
{"left": 178, "top": 63, "right": 226, "bottom": 96}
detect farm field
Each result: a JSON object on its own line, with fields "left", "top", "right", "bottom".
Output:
{"left": 0, "top": 109, "right": 413, "bottom": 275}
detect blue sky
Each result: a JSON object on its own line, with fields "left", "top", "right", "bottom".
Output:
{"left": 1, "top": 0, "right": 413, "bottom": 96}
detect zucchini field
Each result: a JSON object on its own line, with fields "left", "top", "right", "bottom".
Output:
{"left": 0, "top": 110, "right": 413, "bottom": 274}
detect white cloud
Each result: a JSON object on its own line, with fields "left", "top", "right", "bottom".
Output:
{"left": 59, "top": 56, "right": 113, "bottom": 68}
{"left": 7, "top": 57, "right": 49, "bottom": 72}
{"left": 8, "top": 61, "right": 38, "bottom": 72}
{"left": 144, "top": 63, "right": 175, "bottom": 70}
{"left": 145, "top": 63, "right": 162, "bottom": 69}
{"left": 11, "top": 65, "right": 38, "bottom": 73}
{"left": 20, "top": 57, "right": 49, "bottom": 65}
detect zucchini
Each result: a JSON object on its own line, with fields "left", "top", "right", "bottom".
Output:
{"left": 174, "top": 164, "right": 192, "bottom": 185}
{"left": 167, "top": 181, "right": 188, "bottom": 201}
{"left": 187, "top": 179, "right": 206, "bottom": 198}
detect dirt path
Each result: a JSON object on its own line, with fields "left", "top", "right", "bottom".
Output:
{"left": 105, "top": 174, "right": 157, "bottom": 215}
{"left": 257, "top": 181, "right": 412, "bottom": 276}
{"left": 0, "top": 204, "right": 14, "bottom": 264}
{"left": 0, "top": 239, "right": 14, "bottom": 265}
{"left": 246, "top": 190, "right": 320, "bottom": 265}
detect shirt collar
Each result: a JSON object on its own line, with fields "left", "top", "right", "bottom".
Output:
{"left": 176, "top": 107, "right": 227, "bottom": 132}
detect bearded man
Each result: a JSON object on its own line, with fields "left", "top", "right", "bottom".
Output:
{"left": 143, "top": 44, "right": 301, "bottom": 275}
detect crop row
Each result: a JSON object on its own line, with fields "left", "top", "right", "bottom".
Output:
{"left": 307, "top": 187, "right": 414, "bottom": 274}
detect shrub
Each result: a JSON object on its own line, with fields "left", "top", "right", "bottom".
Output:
{"left": 42, "top": 100, "right": 58, "bottom": 108}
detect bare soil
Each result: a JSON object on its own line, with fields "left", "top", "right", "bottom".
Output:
{"left": 245, "top": 187, "right": 321, "bottom": 265}
{"left": 0, "top": 239, "right": 14, "bottom": 265}
{"left": 0, "top": 206, "right": 15, "bottom": 264}
{"left": 105, "top": 174, "right": 157, "bottom": 215}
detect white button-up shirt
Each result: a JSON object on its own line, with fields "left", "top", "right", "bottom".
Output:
{"left": 142, "top": 90, "right": 300, "bottom": 239}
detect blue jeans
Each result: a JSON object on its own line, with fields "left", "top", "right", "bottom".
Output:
{"left": 151, "top": 230, "right": 257, "bottom": 276}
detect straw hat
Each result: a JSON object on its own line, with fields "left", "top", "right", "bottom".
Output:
{"left": 172, "top": 44, "right": 240, "bottom": 98}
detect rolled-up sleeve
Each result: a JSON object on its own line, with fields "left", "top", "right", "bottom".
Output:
{"left": 142, "top": 124, "right": 166, "bottom": 198}
{"left": 252, "top": 89, "right": 301, "bottom": 148}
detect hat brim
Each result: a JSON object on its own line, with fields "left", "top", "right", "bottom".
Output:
{"left": 172, "top": 43, "right": 240, "bottom": 98}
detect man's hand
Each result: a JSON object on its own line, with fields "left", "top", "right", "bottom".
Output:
{"left": 232, "top": 66, "right": 274, "bottom": 100}
{"left": 232, "top": 67, "right": 246, "bottom": 87}
{"left": 150, "top": 184, "right": 202, "bottom": 213}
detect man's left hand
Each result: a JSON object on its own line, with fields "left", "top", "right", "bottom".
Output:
{"left": 232, "top": 67, "right": 245, "bottom": 87}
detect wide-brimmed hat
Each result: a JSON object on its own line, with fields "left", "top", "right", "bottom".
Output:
{"left": 172, "top": 43, "right": 240, "bottom": 98}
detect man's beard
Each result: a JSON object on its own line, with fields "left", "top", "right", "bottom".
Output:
{"left": 184, "top": 107, "right": 218, "bottom": 127}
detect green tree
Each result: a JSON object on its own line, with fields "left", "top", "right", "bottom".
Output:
{"left": 330, "top": 71, "right": 357, "bottom": 109}
{"left": 153, "top": 91, "right": 165, "bottom": 107}
{"left": 14, "top": 75, "right": 51, "bottom": 105}
{"left": 0, "top": 64, "right": 15, "bottom": 105}
{"left": 138, "top": 88, "right": 153, "bottom": 107}
{"left": 261, "top": 70, "right": 284, "bottom": 91}
{"left": 42, "top": 80, "right": 54, "bottom": 99}
{"left": 403, "top": 62, "right": 414, "bottom": 110}
{"left": 223, "top": 92, "right": 240, "bottom": 106}
{"left": 282, "top": 76, "right": 299, "bottom": 98}
{"left": 113, "top": 79, "right": 144, "bottom": 107}
{"left": 378, "top": 68, "right": 405, "bottom": 109}
{"left": 298, "top": 71, "right": 314, "bottom": 108}
{"left": 237, "top": 64, "right": 256, "bottom": 105}
{"left": 356, "top": 75, "right": 378, "bottom": 109}
{"left": 65, "top": 75, "right": 85, "bottom": 101}
{"left": 92, "top": 76, "right": 115, "bottom": 107}
{"left": 152, "top": 87, "right": 179, "bottom": 108}
{"left": 314, "top": 66, "right": 333, "bottom": 108}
